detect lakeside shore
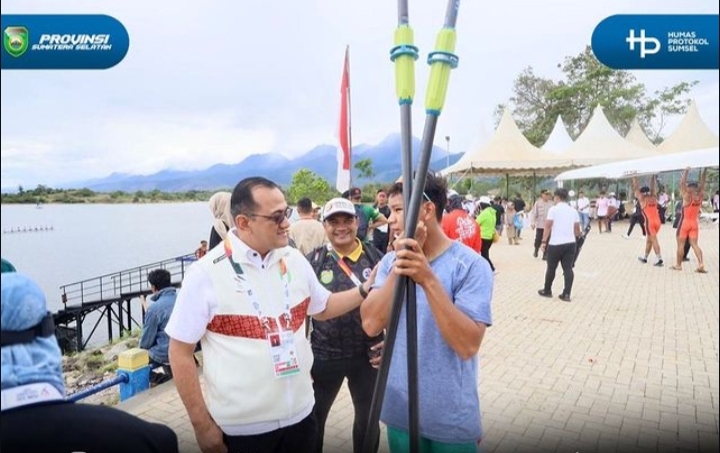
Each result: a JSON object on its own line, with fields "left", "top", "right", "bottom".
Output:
{"left": 63, "top": 331, "right": 141, "bottom": 405}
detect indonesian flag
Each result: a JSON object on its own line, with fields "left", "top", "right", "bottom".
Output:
{"left": 336, "top": 46, "right": 351, "bottom": 193}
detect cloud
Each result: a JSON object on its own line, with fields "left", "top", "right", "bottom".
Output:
{"left": 1, "top": 0, "right": 718, "bottom": 188}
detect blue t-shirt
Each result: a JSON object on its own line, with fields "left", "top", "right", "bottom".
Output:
{"left": 372, "top": 241, "right": 493, "bottom": 443}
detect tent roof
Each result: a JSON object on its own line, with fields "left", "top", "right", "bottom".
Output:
{"left": 441, "top": 108, "right": 572, "bottom": 176}
{"left": 657, "top": 100, "right": 719, "bottom": 154}
{"left": 562, "top": 105, "right": 660, "bottom": 166}
{"left": 555, "top": 146, "right": 719, "bottom": 181}
{"left": 625, "top": 119, "right": 656, "bottom": 150}
{"left": 541, "top": 115, "right": 574, "bottom": 153}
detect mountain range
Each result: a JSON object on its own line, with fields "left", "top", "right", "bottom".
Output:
{"left": 58, "top": 133, "right": 463, "bottom": 192}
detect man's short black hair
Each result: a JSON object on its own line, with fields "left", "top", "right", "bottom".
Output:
{"left": 148, "top": 269, "right": 172, "bottom": 290}
{"left": 296, "top": 197, "right": 313, "bottom": 214}
{"left": 554, "top": 188, "right": 569, "bottom": 201}
{"left": 387, "top": 172, "right": 448, "bottom": 221}
{"left": 230, "top": 177, "right": 282, "bottom": 218}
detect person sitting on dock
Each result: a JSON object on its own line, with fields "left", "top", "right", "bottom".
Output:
{"left": 1, "top": 272, "right": 179, "bottom": 453}
{"left": 140, "top": 269, "right": 177, "bottom": 383}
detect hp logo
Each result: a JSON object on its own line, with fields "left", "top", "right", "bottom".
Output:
{"left": 626, "top": 29, "right": 661, "bottom": 58}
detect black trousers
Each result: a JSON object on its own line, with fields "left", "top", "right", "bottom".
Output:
{"left": 659, "top": 205, "right": 667, "bottom": 224}
{"left": 224, "top": 413, "right": 316, "bottom": 453}
{"left": 543, "top": 242, "right": 577, "bottom": 296}
{"left": 626, "top": 215, "right": 646, "bottom": 236}
{"left": 480, "top": 238, "right": 495, "bottom": 271}
{"left": 311, "top": 356, "right": 379, "bottom": 453}
{"left": 534, "top": 228, "right": 545, "bottom": 252}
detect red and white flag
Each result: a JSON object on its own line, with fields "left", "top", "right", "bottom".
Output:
{"left": 336, "top": 46, "right": 351, "bottom": 193}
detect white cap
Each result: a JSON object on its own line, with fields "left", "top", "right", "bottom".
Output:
{"left": 465, "top": 194, "right": 474, "bottom": 201}
{"left": 478, "top": 196, "right": 492, "bottom": 204}
{"left": 447, "top": 189, "right": 459, "bottom": 197}
{"left": 322, "top": 198, "right": 356, "bottom": 220}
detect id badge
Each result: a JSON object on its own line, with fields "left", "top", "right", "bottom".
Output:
{"left": 268, "top": 330, "right": 300, "bottom": 379}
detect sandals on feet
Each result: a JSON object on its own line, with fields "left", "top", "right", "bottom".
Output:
{"left": 695, "top": 267, "right": 708, "bottom": 274}
{"left": 669, "top": 265, "right": 682, "bottom": 271}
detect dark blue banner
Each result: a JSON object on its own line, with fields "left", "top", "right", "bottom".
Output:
{"left": 1, "top": 14, "right": 129, "bottom": 70}
{"left": 592, "top": 14, "right": 718, "bottom": 70}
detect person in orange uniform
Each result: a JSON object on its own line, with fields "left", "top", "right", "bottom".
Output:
{"left": 671, "top": 167, "right": 708, "bottom": 273}
{"left": 633, "top": 175, "right": 664, "bottom": 267}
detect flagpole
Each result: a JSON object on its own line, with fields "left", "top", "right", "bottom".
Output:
{"left": 346, "top": 45, "right": 354, "bottom": 190}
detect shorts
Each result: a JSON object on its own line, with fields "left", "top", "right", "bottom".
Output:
{"left": 678, "top": 221, "right": 699, "bottom": 239}
{"left": 646, "top": 221, "right": 661, "bottom": 236}
{"left": 387, "top": 426, "right": 481, "bottom": 453}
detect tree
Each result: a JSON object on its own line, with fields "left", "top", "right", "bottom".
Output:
{"left": 498, "top": 46, "right": 697, "bottom": 145}
{"left": 286, "top": 169, "right": 338, "bottom": 205}
{"left": 354, "top": 158, "right": 375, "bottom": 180}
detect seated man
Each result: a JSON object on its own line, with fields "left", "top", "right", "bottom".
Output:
{"left": 140, "top": 269, "right": 177, "bottom": 380}
{"left": 1, "top": 272, "right": 178, "bottom": 453}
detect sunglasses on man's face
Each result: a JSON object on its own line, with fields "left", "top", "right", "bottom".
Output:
{"left": 247, "top": 207, "right": 293, "bottom": 225}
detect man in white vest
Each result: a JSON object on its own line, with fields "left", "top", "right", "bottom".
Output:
{"left": 167, "top": 176, "right": 374, "bottom": 453}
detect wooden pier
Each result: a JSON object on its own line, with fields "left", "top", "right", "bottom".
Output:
{"left": 54, "top": 254, "right": 196, "bottom": 352}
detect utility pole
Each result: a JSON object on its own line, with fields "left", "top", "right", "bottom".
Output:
{"left": 445, "top": 135, "right": 451, "bottom": 184}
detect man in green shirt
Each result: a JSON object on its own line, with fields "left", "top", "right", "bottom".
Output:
{"left": 344, "top": 187, "right": 388, "bottom": 242}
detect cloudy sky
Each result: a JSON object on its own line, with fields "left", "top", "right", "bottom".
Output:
{"left": 1, "top": 0, "right": 718, "bottom": 188}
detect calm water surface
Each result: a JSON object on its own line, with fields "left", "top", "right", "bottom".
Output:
{"left": 1, "top": 202, "right": 211, "bottom": 312}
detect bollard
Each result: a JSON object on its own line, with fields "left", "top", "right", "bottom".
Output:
{"left": 117, "top": 348, "right": 150, "bottom": 402}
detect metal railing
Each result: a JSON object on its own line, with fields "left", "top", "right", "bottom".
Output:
{"left": 60, "top": 254, "right": 196, "bottom": 309}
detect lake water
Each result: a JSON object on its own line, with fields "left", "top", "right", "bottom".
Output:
{"left": 1, "top": 202, "right": 211, "bottom": 312}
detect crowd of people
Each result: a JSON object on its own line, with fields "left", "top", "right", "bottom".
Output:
{"left": 2, "top": 168, "right": 714, "bottom": 453}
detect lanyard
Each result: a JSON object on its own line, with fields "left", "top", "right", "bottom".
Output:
{"left": 224, "top": 236, "right": 291, "bottom": 331}
{"left": 1, "top": 383, "right": 64, "bottom": 412}
{"left": 326, "top": 245, "right": 364, "bottom": 287}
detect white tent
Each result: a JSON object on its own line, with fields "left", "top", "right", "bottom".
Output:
{"left": 555, "top": 147, "right": 719, "bottom": 181}
{"left": 657, "top": 100, "right": 719, "bottom": 154}
{"left": 625, "top": 119, "right": 656, "bottom": 150}
{"left": 440, "top": 108, "right": 572, "bottom": 176}
{"left": 561, "top": 105, "right": 660, "bottom": 166}
{"left": 541, "top": 115, "right": 574, "bottom": 154}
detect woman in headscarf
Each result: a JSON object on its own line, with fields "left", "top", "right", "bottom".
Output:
{"left": 208, "top": 191, "right": 234, "bottom": 249}
{"left": 1, "top": 272, "right": 179, "bottom": 453}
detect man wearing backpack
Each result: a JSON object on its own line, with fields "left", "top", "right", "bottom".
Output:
{"left": 307, "top": 197, "right": 384, "bottom": 453}
{"left": 344, "top": 187, "right": 387, "bottom": 242}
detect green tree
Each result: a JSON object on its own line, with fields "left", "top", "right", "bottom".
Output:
{"left": 354, "top": 158, "right": 375, "bottom": 180}
{"left": 498, "top": 46, "right": 697, "bottom": 145}
{"left": 286, "top": 169, "right": 338, "bottom": 205}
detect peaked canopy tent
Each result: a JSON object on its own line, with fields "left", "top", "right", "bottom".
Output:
{"left": 541, "top": 115, "right": 574, "bottom": 154}
{"left": 657, "top": 100, "right": 719, "bottom": 154}
{"left": 625, "top": 118, "right": 656, "bottom": 150}
{"left": 440, "top": 108, "right": 572, "bottom": 178}
{"left": 554, "top": 147, "right": 719, "bottom": 181}
{"left": 562, "top": 105, "right": 660, "bottom": 166}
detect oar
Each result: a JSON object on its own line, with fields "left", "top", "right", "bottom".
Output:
{"left": 363, "top": 1, "right": 460, "bottom": 452}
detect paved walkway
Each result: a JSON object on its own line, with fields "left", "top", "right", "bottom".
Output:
{"left": 119, "top": 220, "right": 719, "bottom": 452}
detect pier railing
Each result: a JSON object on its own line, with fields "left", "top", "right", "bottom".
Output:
{"left": 60, "top": 253, "right": 196, "bottom": 309}
{"left": 55, "top": 253, "right": 196, "bottom": 352}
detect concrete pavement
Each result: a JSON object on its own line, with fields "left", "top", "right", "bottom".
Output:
{"left": 119, "top": 220, "right": 719, "bottom": 452}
